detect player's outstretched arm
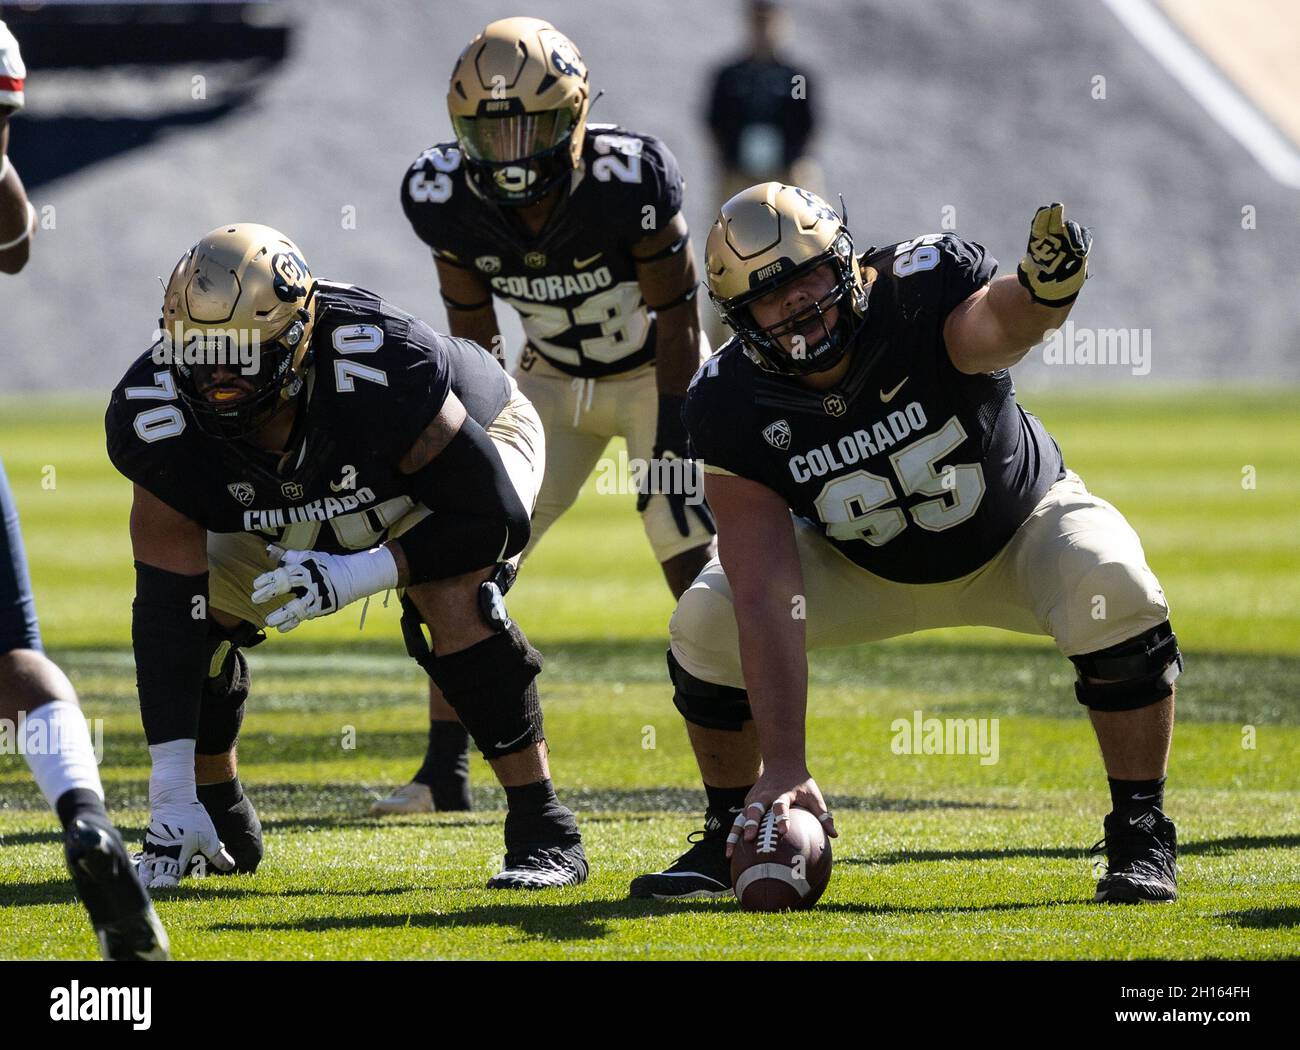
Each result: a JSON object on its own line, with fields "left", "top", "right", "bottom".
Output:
{"left": 0, "top": 109, "right": 35, "bottom": 274}
{"left": 129, "top": 485, "right": 235, "bottom": 886}
{"left": 706, "top": 471, "right": 836, "bottom": 851}
{"left": 435, "top": 257, "right": 502, "bottom": 363}
{"left": 945, "top": 202, "right": 1091, "bottom": 375}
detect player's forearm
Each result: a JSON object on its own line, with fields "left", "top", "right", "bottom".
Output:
{"left": 653, "top": 302, "right": 703, "bottom": 397}
{"left": 131, "top": 562, "right": 208, "bottom": 749}
{"left": 446, "top": 307, "right": 502, "bottom": 365}
{"left": 947, "top": 275, "right": 1071, "bottom": 374}
{"left": 734, "top": 592, "right": 810, "bottom": 770}
{"left": 0, "top": 135, "right": 34, "bottom": 273}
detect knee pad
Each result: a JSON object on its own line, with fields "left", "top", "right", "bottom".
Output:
{"left": 667, "top": 649, "right": 752, "bottom": 731}
{"left": 1071, "top": 620, "right": 1183, "bottom": 711}
{"left": 195, "top": 621, "right": 259, "bottom": 755}
{"left": 425, "top": 623, "right": 544, "bottom": 761}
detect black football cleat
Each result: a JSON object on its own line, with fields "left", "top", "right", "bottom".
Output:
{"left": 488, "top": 841, "right": 588, "bottom": 890}
{"left": 629, "top": 825, "right": 732, "bottom": 900}
{"left": 1091, "top": 807, "right": 1178, "bottom": 903}
{"left": 64, "top": 815, "right": 171, "bottom": 960}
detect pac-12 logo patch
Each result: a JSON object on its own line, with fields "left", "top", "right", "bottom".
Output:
{"left": 762, "top": 419, "right": 792, "bottom": 450}
{"left": 475, "top": 255, "right": 501, "bottom": 274}
{"left": 227, "top": 482, "right": 255, "bottom": 506}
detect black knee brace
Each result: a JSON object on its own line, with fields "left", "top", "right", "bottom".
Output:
{"left": 667, "top": 649, "right": 753, "bottom": 730}
{"left": 401, "top": 594, "right": 544, "bottom": 760}
{"left": 195, "top": 620, "right": 262, "bottom": 755}
{"left": 1071, "top": 620, "right": 1183, "bottom": 712}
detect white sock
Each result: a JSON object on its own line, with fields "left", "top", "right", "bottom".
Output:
{"left": 21, "top": 699, "right": 105, "bottom": 812}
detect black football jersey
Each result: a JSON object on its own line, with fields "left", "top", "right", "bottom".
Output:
{"left": 685, "top": 234, "right": 1065, "bottom": 584}
{"left": 105, "top": 281, "right": 512, "bottom": 554}
{"left": 400, "top": 123, "right": 684, "bottom": 379}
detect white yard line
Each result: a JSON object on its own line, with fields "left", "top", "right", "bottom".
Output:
{"left": 1099, "top": 0, "right": 1300, "bottom": 188}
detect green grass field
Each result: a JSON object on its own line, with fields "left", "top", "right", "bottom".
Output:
{"left": 1, "top": 391, "right": 1297, "bottom": 959}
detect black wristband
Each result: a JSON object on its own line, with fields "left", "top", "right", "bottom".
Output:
{"left": 132, "top": 561, "right": 209, "bottom": 745}
{"left": 399, "top": 416, "right": 531, "bottom": 583}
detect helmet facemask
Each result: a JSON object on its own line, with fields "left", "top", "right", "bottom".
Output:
{"left": 453, "top": 107, "right": 579, "bottom": 207}
{"left": 171, "top": 311, "right": 311, "bottom": 441}
{"left": 713, "top": 230, "right": 871, "bottom": 376}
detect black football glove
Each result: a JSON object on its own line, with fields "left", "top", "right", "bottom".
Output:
{"left": 1016, "top": 202, "right": 1092, "bottom": 306}
{"left": 636, "top": 394, "right": 717, "bottom": 539}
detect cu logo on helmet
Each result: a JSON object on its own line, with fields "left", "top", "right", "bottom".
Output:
{"left": 271, "top": 251, "right": 309, "bottom": 303}
{"left": 547, "top": 37, "right": 582, "bottom": 76}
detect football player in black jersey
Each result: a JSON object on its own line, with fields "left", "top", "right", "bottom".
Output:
{"left": 0, "top": 25, "right": 167, "bottom": 959}
{"left": 105, "top": 223, "right": 587, "bottom": 890}
{"left": 382, "top": 17, "right": 716, "bottom": 815}
{"left": 630, "top": 184, "right": 1182, "bottom": 904}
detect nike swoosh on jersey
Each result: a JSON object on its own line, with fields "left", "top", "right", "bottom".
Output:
{"left": 574, "top": 253, "right": 602, "bottom": 269}
{"left": 880, "top": 376, "right": 909, "bottom": 402}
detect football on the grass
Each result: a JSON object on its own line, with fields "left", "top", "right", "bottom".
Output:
{"left": 730, "top": 805, "right": 832, "bottom": 911}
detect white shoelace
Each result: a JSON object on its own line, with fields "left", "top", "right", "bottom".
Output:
{"left": 569, "top": 376, "right": 596, "bottom": 427}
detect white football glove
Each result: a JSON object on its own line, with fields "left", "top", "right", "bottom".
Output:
{"left": 250, "top": 544, "right": 398, "bottom": 633}
{"left": 135, "top": 802, "right": 235, "bottom": 889}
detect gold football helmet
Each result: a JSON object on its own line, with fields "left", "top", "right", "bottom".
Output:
{"left": 447, "top": 16, "right": 590, "bottom": 206}
{"left": 705, "top": 182, "right": 870, "bottom": 375}
{"left": 160, "top": 222, "right": 316, "bottom": 439}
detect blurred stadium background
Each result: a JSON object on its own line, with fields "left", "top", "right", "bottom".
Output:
{"left": 2, "top": 0, "right": 1299, "bottom": 389}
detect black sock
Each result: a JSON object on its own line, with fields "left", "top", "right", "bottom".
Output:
{"left": 704, "top": 783, "right": 751, "bottom": 834}
{"left": 197, "top": 777, "right": 263, "bottom": 873}
{"left": 197, "top": 776, "right": 244, "bottom": 810}
{"left": 413, "top": 721, "right": 471, "bottom": 810}
{"left": 54, "top": 787, "right": 108, "bottom": 833}
{"left": 1109, "top": 776, "right": 1165, "bottom": 815}
{"left": 419, "top": 721, "right": 471, "bottom": 810}
{"left": 503, "top": 778, "right": 579, "bottom": 848}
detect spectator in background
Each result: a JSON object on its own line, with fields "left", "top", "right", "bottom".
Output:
{"left": 702, "top": 0, "right": 818, "bottom": 345}
{"left": 705, "top": 0, "right": 818, "bottom": 204}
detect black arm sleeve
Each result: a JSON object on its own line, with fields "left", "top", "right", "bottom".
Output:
{"left": 132, "top": 561, "right": 209, "bottom": 745}
{"left": 396, "top": 415, "right": 530, "bottom": 583}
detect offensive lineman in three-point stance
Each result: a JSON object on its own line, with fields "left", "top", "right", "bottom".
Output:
{"left": 631, "top": 184, "right": 1182, "bottom": 904}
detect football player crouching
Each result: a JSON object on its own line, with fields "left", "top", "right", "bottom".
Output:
{"left": 105, "top": 223, "right": 587, "bottom": 890}
{"left": 630, "top": 184, "right": 1183, "bottom": 904}
{"left": 377, "top": 16, "right": 716, "bottom": 815}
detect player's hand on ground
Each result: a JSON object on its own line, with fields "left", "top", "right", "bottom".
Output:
{"left": 1016, "top": 202, "right": 1092, "bottom": 306}
{"left": 726, "top": 764, "right": 837, "bottom": 858}
{"left": 136, "top": 802, "right": 235, "bottom": 888}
